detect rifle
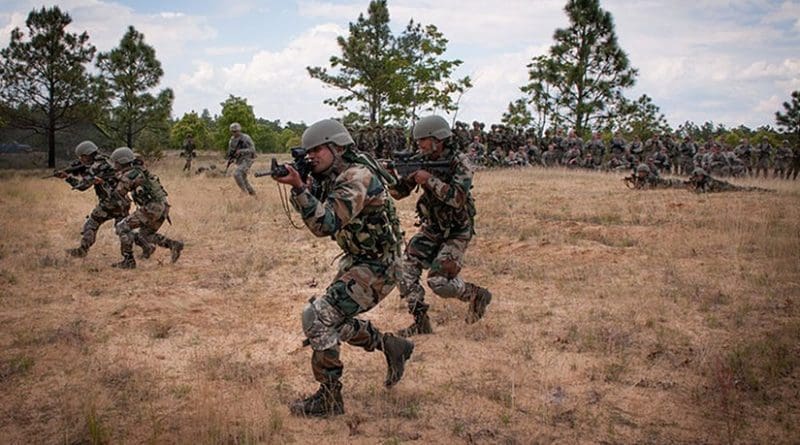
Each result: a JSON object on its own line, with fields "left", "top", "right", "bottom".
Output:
{"left": 253, "top": 147, "right": 311, "bottom": 181}
{"left": 622, "top": 174, "right": 642, "bottom": 189}
{"left": 42, "top": 160, "right": 88, "bottom": 179}
{"left": 224, "top": 138, "right": 246, "bottom": 174}
{"left": 386, "top": 151, "right": 452, "bottom": 178}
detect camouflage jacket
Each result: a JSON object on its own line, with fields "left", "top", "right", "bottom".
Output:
{"left": 641, "top": 175, "right": 686, "bottom": 190}
{"left": 65, "top": 154, "right": 129, "bottom": 210}
{"left": 290, "top": 152, "right": 402, "bottom": 263}
{"left": 181, "top": 139, "right": 196, "bottom": 157}
{"left": 391, "top": 142, "right": 476, "bottom": 237}
{"left": 227, "top": 133, "right": 257, "bottom": 162}
{"left": 689, "top": 176, "right": 766, "bottom": 193}
{"left": 114, "top": 163, "right": 168, "bottom": 207}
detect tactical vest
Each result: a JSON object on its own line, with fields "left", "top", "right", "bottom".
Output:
{"left": 415, "top": 142, "right": 477, "bottom": 236}
{"left": 128, "top": 166, "right": 168, "bottom": 206}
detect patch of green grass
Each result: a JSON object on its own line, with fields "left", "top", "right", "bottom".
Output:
{"left": 0, "top": 355, "right": 35, "bottom": 382}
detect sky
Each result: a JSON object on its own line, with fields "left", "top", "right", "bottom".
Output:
{"left": 1, "top": 0, "right": 798, "bottom": 130}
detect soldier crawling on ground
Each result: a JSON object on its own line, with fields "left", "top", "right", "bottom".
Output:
{"left": 686, "top": 168, "right": 773, "bottom": 194}
{"left": 624, "top": 164, "right": 686, "bottom": 190}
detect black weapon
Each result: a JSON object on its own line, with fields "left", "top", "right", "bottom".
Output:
{"left": 42, "top": 160, "right": 88, "bottom": 179}
{"left": 254, "top": 147, "right": 311, "bottom": 182}
{"left": 386, "top": 151, "right": 452, "bottom": 178}
{"left": 224, "top": 138, "right": 246, "bottom": 174}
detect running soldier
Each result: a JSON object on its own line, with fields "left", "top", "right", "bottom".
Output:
{"left": 272, "top": 119, "right": 414, "bottom": 417}
{"left": 227, "top": 122, "right": 257, "bottom": 195}
{"left": 110, "top": 147, "right": 184, "bottom": 269}
{"left": 390, "top": 115, "right": 492, "bottom": 337}
{"left": 58, "top": 141, "right": 142, "bottom": 258}
{"left": 181, "top": 134, "right": 196, "bottom": 172}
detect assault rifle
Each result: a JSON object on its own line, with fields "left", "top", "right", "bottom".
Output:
{"left": 254, "top": 147, "right": 311, "bottom": 182}
{"left": 386, "top": 151, "right": 452, "bottom": 178}
{"left": 224, "top": 138, "right": 246, "bottom": 174}
{"left": 42, "top": 160, "right": 88, "bottom": 179}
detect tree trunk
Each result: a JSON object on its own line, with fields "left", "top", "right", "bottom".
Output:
{"left": 48, "top": 111, "right": 56, "bottom": 168}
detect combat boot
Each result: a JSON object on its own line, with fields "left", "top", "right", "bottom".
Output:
{"left": 397, "top": 302, "right": 433, "bottom": 337}
{"left": 66, "top": 247, "right": 87, "bottom": 258}
{"left": 380, "top": 334, "right": 414, "bottom": 387}
{"left": 170, "top": 241, "right": 184, "bottom": 263}
{"left": 111, "top": 254, "right": 136, "bottom": 269}
{"left": 464, "top": 283, "right": 492, "bottom": 324}
{"left": 139, "top": 243, "right": 156, "bottom": 259}
{"left": 289, "top": 382, "right": 344, "bottom": 417}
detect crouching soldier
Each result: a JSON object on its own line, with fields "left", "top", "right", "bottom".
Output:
{"left": 390, "top": 116, "right": 492, "bottom": 337}
{"left": 271, "top": 119, "right": 414, "bottom": 417}
{"left": 59, "top": 141, "right": 148, "bottom": 258}
{"left": 109, "top": 147, "right": 184, "bottom": 269}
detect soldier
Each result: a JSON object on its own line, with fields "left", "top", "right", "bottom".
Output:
{"left": 629, "top": 136, "right": 644, "bottom": 163}
{"left": 271, "top": 119, "right": 414, "bottom": 417}
{"left": 753, "top": 136, "right": 772, "bottom": 178}
{"left": 679, "top": 136, "right": 697, "bottom": 175}
{"left": 586, "top": 132, "right": 606, "bottom": 166}
{"left": 664, "top": 134, "right": 681, "bottom": 175}
{"left": 524, "top": 138, "right": 542, "bottom": 166}
{"left": 734, "top": 137, "right": 754, "bottom": 176}
{"left": 705, "top": 143, "right": 731, "bottom": 177}
{"left": 610, "top": 132, "right": 627, "bottom": 157}
{"left": 773, "top": 140, "right": 792, "bottom": 179}
{"left": 181, "top": 134, "right": 196, "bottom": 172}
{"left": 110, "top": 147, "right": 184, "bottom": 269}
{"left": 788, "top": 140, "right": 800, "bottom": 180}
{"left": 59, "top": 141, "right": 144, "bottom": 258}
{"left": 650, "top": 146, "right": 671, "bottom": 174}
{"left": 390, "top": 116, "right": 492, "bottom": 337}
{"left": 687, "top": 168, "right": 772, "bottom": 193}
{"left": 626, "top": 163, "right": 686, "bottom": 190}
{"left": 227, "top": 123, "right": 257, "bottom": 195}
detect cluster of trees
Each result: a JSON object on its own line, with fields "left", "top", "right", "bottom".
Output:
{"left": 0, "top": 7, "right": 172, "bottom": 167}
{"left": 2, "top": 2, "right": 798, "bottom": 169}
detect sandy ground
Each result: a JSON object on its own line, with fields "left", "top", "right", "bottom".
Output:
{"left": 0, "top": 154, "right": 798, "bottom": 444}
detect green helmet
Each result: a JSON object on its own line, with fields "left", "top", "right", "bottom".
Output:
{"left": 691, "top": 167, "right": 707, "bottom": 177}
{"left": 636, "top": 163, "right": 650, "bottom": 174}
{"left": 110, "top": 147, "right": 136, "bottom": 164}
{"left": 412, "top": 115, "right": 452, "bottom": 140}
{"left": 75, "top": 140, "right": 98, "bottom": 157}
{"left": 229, "top": 122, "right": 241, "bottom": 132}
{"left": 301, "top": 119, "right": 354, "bottom": 150}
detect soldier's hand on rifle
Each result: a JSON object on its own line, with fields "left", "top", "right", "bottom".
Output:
{"left": 272, "top": 164, "right": 304, "bottom": 189}
{"left": 55, "top": 171, "right": 69, "bottom": 179}
{"left": 409, "top": 169, "right": 432, "bottom": 185}
{"left": 93, "top": 177, "right": 104, "bottom": 185}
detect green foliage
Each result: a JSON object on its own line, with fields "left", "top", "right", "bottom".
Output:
{"left": 611, "top": 94, "right": 671, "bottom": 140}
{"left": 308, "top": 0, "right": 467, "bottom": 125}
{"left": 214, "top": 95, "right": 258, "bottom": 150}
{"left": 501, "top": 99, "right": 533, "bottom": 130}
{"left": 0, "top": 6, "right": 99, "bottom": 168}
{"left": 170, "top": 111, "right": 213, "bottom": 150}
{"left": 520, "top": 0, "right": 637, "bottom": 137}
{"left": 96, "top": 26, "right": 173, "bottom": 149}
{"left": 775, "top": 90, "right": 800, "bottom": 139}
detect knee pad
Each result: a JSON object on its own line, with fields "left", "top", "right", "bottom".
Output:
{"left": 427, "top": 275, "right": 465, "bottom": 299}
{"left": 115, "top": 219, "right": 130, "bottom": 236}
{"left": 301, "top": 298, "right": 344, "bottom": 351}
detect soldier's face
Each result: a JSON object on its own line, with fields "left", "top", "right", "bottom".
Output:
{"left": 79, "top": 154, "right": 93, "bottom": 165}
{"left": 416, "top": 137, "right": 442, "bottom": 158}
{"left": 307, "top": 144, "right": 335, "bottom": 173}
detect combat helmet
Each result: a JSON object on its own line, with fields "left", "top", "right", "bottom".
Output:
{"left": 301, "top": 119, "right": 354, "bottom": 150}
{"left": 75, "top": 140, "right": 99, "bottom": 157}
{"left": 691, "top": 167, "right": 707, "bottom": 177}
{"left": 412, "top": 115, "right": 452, "bottom": 140}
{"left": 110, "top": 147, "right": 136, "bottom": 164}
{"left": 636, "top": 163, "right": 651, "bottom": 174}
{"left": 229, "top": 122, "right": 242, "bottom": 132}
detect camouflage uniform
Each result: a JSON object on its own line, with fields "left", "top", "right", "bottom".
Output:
{"left": 113, "top": 160, "right": 183, "bottom": 268}
{"left": 228, "top": 132, "right": 257, "bottom": 195}
{"left": 788, "top": 143, "right": 800, "bottom": 180}
{"left": 64, "top": 154, "right": 134, "bottom": 257}
{"left": 679, "top": 138, "right": 697, "bottom": 175}
{"left": 289, "top": 145, "right": 412, "bottom": 417}
{"left": 391, "top": 137, "right": 490, "bottom": 335}
{"left": 688, "top": 169, "right": 772, "bottom": 193}
{"left": 753, "top": 140, "right": 772, "bottom": 178}
{"left": 734, "top": 141, "right": 753, "bottom": 176}
{"left": 181, "top": 136, "right": 196, "bottom": 172}
{"left": 773, "top": 141, "right": 792, "bottom": 179}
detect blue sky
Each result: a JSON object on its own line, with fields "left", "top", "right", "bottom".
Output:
{"left": 2, "top": 0, "right": 798, "bottom": 129}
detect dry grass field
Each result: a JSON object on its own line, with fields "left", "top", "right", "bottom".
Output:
{"left": 1, "top": 152, "right": 798, "bottom": 444}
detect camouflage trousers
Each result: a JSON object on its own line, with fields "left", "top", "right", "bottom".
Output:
{"left": 754, "top": 158, "right": 771, "bottom": 178}
{"left": 79, "top": 204, "right": 130, "bottom": 251}
{"left": 302, "top": 255, "right": 400, "bottom": 384}
{"left": 788, "top": 160, "right": 800, "bottom": 180}
{"left": 398, "top": 228, "right": 473, "bottom": 313}
{"left": 773, "top": 160, "right": 789, "bottom": 179}
{"left": 115, "top": 202, "right": 178, "bottom": 256}
{"left": 234, "top": 158, "right": 255, "bottom": 195}
{"left": 183, "top": 157, "right": 192, "bottom": 172}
